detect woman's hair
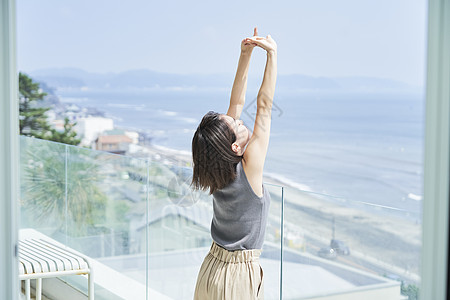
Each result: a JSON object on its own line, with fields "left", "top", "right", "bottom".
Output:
{"left": 191, "top": 111, "right": 242, "bottom": 194}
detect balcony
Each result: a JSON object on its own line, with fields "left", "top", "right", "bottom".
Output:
{"left": 19, "top": 136, "right": 409, "bottom": 299}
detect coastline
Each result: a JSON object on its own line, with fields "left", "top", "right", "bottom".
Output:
{"left": 141, "top": 141, "right": 310, "bottom": 190}
{"left": 141, "top": 141, "right": 421, "bottom": 283}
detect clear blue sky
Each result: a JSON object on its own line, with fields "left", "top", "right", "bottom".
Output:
{"left": 17, "top": 0, "right": 427, "bottom": 86}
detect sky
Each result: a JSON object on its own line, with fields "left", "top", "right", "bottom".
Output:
{"left": 17, "top": 0, "right": 428, "bottom": 86}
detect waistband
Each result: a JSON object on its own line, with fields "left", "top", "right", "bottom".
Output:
{"left": 209, "top": 241, "right": 262, "bottom": 263}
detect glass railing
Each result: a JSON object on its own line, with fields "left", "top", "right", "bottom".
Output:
{"left": 282, "top": 188, "right": 420, "bottom": 299}
{"left": 19, "top": 136, "right": 418, "bottom": 299}
{"left": 19, "top": 136, "right": 283, "bottom": 299}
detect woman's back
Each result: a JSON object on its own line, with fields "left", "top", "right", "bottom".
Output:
{"left": 212, "top": 161, "right": 271, "bottom": 251}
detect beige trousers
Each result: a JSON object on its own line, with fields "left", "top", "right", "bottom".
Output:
{"left": 194, "top": 241, "right": 264, "bottom": 300}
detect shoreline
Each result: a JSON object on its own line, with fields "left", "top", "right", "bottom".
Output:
{"left": 142, "top": 141, "right": 420, "bottom": 219}
{"left": 140, "top": 141, "right": 309, "bottom": 190}
{"left": 140, "top": 141, "right": 422, "bottom": 283}
{"left": 141, "top": 141, "right": 421, "bottom": 220}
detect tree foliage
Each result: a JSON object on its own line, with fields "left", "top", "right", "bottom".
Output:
{"left": 19, "top": 72, "right": 80, "bottom": 145}
{"left": 21, "top": 139, "right": 107, "bottom": 237}
{"left": 47, "top": 117, "right": 81, "bottom": 145}
{"left": 19, "top": 72, "right": 49, "bottom": 136}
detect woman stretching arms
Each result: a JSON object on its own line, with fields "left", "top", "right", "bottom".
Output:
{"left": 191, "top": 27, "right": 277, "bottom": 299}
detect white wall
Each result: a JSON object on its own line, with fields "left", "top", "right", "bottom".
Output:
{"left": 74, "top": 117, "right": 114, "bottom": 146}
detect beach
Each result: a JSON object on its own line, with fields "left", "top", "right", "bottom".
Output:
{"left": 142, "top": 141, "right": 421, "bottom": 284}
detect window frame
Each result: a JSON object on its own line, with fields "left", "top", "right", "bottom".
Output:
{"left": 420, "top": 0, "right": 450, "bottom": 299}
{"left": 0, "top": 0, "right": 19, "bottom": 299}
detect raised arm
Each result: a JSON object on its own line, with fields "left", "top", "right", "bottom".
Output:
{"left": 242, "top": 34, "right": 277, "bottom": 197}
{"left": 226, "top": 27, "right": 258, "bottom": 120}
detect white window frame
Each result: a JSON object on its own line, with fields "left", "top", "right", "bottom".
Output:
{"left": 421, "top": 0, "right": 450, "bottom": 299}
{"left": 0, "top": 0, "right": 19, "bottom": 299}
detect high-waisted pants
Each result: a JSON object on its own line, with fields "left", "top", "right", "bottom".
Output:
{"left": 193, "top": 241, "right": 264, "bottom": 300}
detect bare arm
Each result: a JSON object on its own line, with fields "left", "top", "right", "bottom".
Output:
{"left": 227, "top": 27, "right": 258, "bottom": 119}
{"left": 242, "top": 35, "right": 277, "bottom": 197}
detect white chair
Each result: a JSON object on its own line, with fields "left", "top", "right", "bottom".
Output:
{"left": 19, "top": 238, "right": 94, "bottom": 300}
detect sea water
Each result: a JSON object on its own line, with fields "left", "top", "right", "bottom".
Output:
{"left": 58, "top": 87, "right": 424, "bottom": 221}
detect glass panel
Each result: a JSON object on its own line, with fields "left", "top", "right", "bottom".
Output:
{"left": 63, "top": 144, "right": 149, "bottom": 298}
{"left": 261, "top": 184, "right": 283, "bottom": 300}
{"left": 19, "top": 136, "right": 68, "bottom": 238}
{"left": 282, "top": 187, "right": 419, "bottom": 299}
{"left": 19, "top": 136, "right": 285, "bottom": 299}
{"left": 146, "top": 159, "right": 212, "bottom": 299}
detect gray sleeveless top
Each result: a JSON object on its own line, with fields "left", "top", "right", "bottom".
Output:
{"left": 211, "top": 161, "right": 271, "bottom": 251}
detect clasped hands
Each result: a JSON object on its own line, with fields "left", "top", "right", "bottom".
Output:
{"left": 241, "top": 27, "right": 277, "bottom": 55}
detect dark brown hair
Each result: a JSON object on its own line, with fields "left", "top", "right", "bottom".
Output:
{"left": 191, "top": 111, "right": 242, "bottom": 194}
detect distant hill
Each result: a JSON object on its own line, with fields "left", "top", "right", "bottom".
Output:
{"left": 26, "top": 67, "right": 417, "bottom": 93}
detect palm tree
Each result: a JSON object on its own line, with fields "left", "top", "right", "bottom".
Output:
{"left": 21, "top": 138, "right": 107, "bottom": 237}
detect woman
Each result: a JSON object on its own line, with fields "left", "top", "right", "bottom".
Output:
{"left": 191, "top": 27, "right": 277, "bottom": 299}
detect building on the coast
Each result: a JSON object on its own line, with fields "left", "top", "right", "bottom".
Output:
{"left": 103, "top": 129, "right": 140, "bottom": 144}
{"left": 96, "top": 134, "right": 133, "bottom": 155}
{"left": 94, "top": 129, "right": 140, "bottom": 155}
{"left": 74, "top": 116, "right": 114, "bottom": 147}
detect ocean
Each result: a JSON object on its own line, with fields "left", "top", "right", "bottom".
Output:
{"left": 57, "top": 87, "right": 425, "bottom": 221}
